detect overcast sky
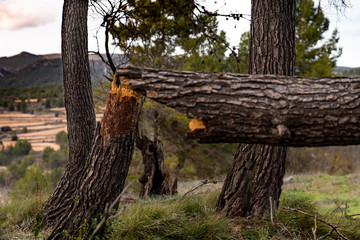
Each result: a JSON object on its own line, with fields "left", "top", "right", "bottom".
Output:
{"left": 0, "top": 0, "right": 359, "bottom": 67}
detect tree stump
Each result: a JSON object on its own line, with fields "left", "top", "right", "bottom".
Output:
{"left": 137, "top": 134, "right": 177, "bottom": 197}
{"left": 47, "top": 81, "right": 140, "bottom": 239}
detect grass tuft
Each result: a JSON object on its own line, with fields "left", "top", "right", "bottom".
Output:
{"left": 109, "top": 190, "right": 237, "bottom": 240}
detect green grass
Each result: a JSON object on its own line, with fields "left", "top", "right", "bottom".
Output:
{"left": 283, "top": 173, "right": 360, "bottom": 216}
{"left": 1, "top": 173, "right": 360, "bottom": 239}
{"left": 109, "top": 191, "right": 238, "bottom": 240}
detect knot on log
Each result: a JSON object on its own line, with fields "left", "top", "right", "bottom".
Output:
{"left": 276, "top": 124, "right": 291, "bottom": 139}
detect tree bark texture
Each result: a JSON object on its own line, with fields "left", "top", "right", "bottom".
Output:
{"left": 119, "top": 68, "right": 360, "bottom": 147}
{"left": 137, "top": 135, "right": 178, "bottom": 197}
{"left": 42, "top": 0, "right": 96, "bottom": 225}
{"left": 216, "top": 0, "right": 295, "bottom": 218}
{"left": 48, "top": 83, "right": 139, "bottom": 239}
{"left": 216, "top": 144, "right": 287, "bottom": 216}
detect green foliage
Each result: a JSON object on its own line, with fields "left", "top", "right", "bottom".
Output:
{"left": 55, "top": 130, "right": 68, "bottom": 149}
{"left": 342, "top": 67, "right": 360, "bottom": 76}
{"left": 136, "top": 100, "right": 236, "bottom": 179}
{"left": 42, "top": 146, "right": 67, "bottom": 169}
{"left": 22, "top": 127, "right": 28, "bottom": 133}
{"left": 33, "top": 211, "right": 44, "bottom": 239}
{"left": 1, "top": 139, "right": 32, "bottom": 157}
{"left": 11, "top": 135, "right": 18, "bottom": 141}
{"left": 9, "top": 166, "right": 48, "bottom": 200}
{"left": 7, "top": 155, "right": 35, "bottom": 180}
{"left": 1, "top": 126, "right": 12, "bottom": 132}
{"left": 295, "top": 0, "right": 342, "bottom": 77}
{"left": 0, "top": 153, "right": 9, "bottom": 166}
{"left": 109, "top": 0, "right": 227, "bottom": 71}
{"left": 233, "top": 0, "right": 342, "bottom": 76}
{"left": 40, "top": 131, "right": 69, "bottom": 170}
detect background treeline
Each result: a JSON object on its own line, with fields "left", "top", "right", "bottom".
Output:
{"left": 0, "top": 85, "right": 64, "bottom": 112}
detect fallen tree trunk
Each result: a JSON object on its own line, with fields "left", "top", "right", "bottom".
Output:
{"left": 117, "top": 67, "right": 360, "bottom": 147}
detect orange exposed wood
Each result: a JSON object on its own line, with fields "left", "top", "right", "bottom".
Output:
{"left": 189, "top": 119, "right": 206, "bottom": 131}
{"left": 100, "top": 76, "right": 140, "bottom": 147}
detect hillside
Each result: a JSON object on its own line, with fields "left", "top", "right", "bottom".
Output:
{"left": 0, "top": 52, "right": 110, "bottom": 89}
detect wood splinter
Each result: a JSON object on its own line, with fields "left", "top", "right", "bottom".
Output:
{"left": 189, "top": 119, "right": 206, "bottom": 131}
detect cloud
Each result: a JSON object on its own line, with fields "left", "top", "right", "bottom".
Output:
{"left": 0, "top": 0, "right": 60, "bottom": 30}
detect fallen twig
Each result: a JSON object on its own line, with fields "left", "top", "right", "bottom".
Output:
{"left": 182, "top": 179, "right": 222, "bottom": 198}
{"left": 283, "top": 207, "right": 349, "bottom": 240}
{"left": 269, "top": 197, "right": 286, "bottom": 240}
{"left": 89, "top": 179, "right": 136, "bottom": 240}
{"left": 346, "top": 213, "right": 360, "bottom": 218}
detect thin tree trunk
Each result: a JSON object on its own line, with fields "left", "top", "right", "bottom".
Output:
{"left": 42, "top": 0, "right": 96, "bottom": 226}
{"left": 217, "top": 0, "right": 295, "bottom": 217}
{"left": 48, "top": 82, "right": 140, "bottom": 239}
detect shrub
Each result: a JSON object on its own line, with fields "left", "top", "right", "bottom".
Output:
{"left": 11, "top": 135, "right": 18, "bottom": 141}
{"left": 12, "top": 139, "right": 32, "bottom": 155}
{"left": 9, "top": 166, "right": 49, "bottom": 200}
{"left": 0, "top": 153, "right": 9, "bottom": 165}
{"left": 55, "top": 131, "right": 68, "bottom": 146}
{"left": 1, "top": 126, "right": 12, "bottom": 132}
{"left": 42, "top": 146, "right": 67, "bottom": 169}
{"left": 7, "top": 155, "right": 35, "bottom": 180}
{"left": 22, "top": 127, "right": 28, "bottom": 133}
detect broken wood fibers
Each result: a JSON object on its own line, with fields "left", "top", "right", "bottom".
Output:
{"left": 100, "top": 76, "right": 140, "bottom": 147}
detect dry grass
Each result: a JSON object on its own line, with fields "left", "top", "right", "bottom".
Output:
{"left": 0, "top": 109, "right": 103, "bottom": 152}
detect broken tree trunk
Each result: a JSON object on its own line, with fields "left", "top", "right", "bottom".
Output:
{"left": 136, "top": 134, "right": 178, "bottom": 197}
{"left": 117, "top": 67, "right": 360, "bottom": 147}
{"left": 47, "top": 81, "right": 139, "bottom": 239}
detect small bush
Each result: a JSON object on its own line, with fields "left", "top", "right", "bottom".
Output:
{"left": 11, "top": 135, "right": 18, "bottom": 141}
{"left": 12, "top": 139, "right": 32, "bottom": 155}
{"left": 1, "top": 126, "right": 12, "bottom": 132}
{"left": 7, "top": 155, "right": 35, "bottom": 180}
{"left": 0, "top": 153, "right": 10, "bottom": 166}
{"left": 42, "top": 147, "right": 67, "bottom": 169}
{"left": 22, "top": 127, "right": 28, "bottom": 133}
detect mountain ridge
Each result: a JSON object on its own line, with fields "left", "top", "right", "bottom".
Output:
{"left": 0, "top": 52, "right": 110, "bottom": 89}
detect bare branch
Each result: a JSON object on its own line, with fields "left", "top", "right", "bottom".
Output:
{"left": 269, "top": 197, "right": 286, "bottom": 240}
{"left": 182, "top": 179, "right": 222, "bottom": 198}
{"left": 282, "top": 207, "right": 349, "bottom": 240}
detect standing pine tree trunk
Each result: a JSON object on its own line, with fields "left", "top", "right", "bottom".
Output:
{"left": 216, "top": 0, "right": 295, "bottom": 217}
{"left": 42, "top": 0, "right": 96, "bottom": 226}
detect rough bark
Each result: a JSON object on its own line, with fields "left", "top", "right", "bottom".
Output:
{"left": 137, "top": 134, "right": 178, "bottom": 197}
{"left": 216, "top": 144, "right": 287, "bottom": 216}
{"left": 118, "top": 68, "right": 360, "bottom": 147}
{"left": 216, "top": 0, "right": 295, "bottom": 217}
{"left": 42, "top": 0, "right": 96, "bottom": 225}
{"left": 48, "top": 83, "right": 139, "bottom": 239}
